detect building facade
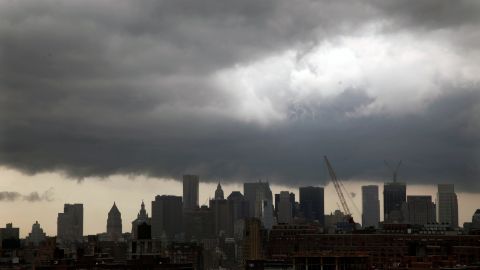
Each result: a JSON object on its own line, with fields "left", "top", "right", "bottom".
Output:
{"left": 277, "top": 191, "right": 293, "bottom": 224}
{"left": 243, "top": 218, "right": 263, "bottom": 261}
{"left": 275, "top": 192, "right": 296, "bottom": 219}
{"left": 402, "top": 195, "right": 436, "bottom": 225}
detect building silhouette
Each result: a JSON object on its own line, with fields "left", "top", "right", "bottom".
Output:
{"left": 277, "top": 191, "right": 293, "bottom": 224}
{"left": 0, "top": 223, "right": 20, "bottom": 249}
{"left": 243, "top": 218, "right": 263, "bottom": 260}
{"left": 183, "top": 175, "right": 199, "bottom": 211}
{"left": 209, "top": 198, "right": 234, "bottom": 237}
{"left": 275, "top": 192, "right": 295, "bottom": 218}
{"left": 383, "top": 182, "right": 406, "bottom": 223}
{"left": 402, "top": 195, "right": 436, "bottom": 225}
{"left": 215, "top": 182, "right": 224, "bottom": 200}
{"left": 227, "top": 191, "right": 249, "bottom": 223}
{"left": 131, "top": 200, "right": 151, "bottom": 240}
{"left": 25, "top": 221, "right": 46, "bottom": 246}
{"left": 184, "top": 205, "right": 215, "bottom": 241}
{"left": 436, "top": 184, "right": 458, "bottom": 228}
{"left": 474, "top": 209, "right": 480, "bottom": 224}
{"left": 299, "top": 186, "right": 325, "bottom": 226}
{"left": 57, "top": 203, "right": 83, "bottom": 244}
{"left": 151, "top": 195, "right": 183, "bottom": 240}
{"left": 324, "top": 210, "right": 347, "bottom": 233}
{"left": 107, "top": 202, "right": 122, "bottom": 241}
{"left": 261, "top": 199, "right": 274, "bottom": 230}
{"left": 362, "top": 185, "right": 380, "bottom": 228}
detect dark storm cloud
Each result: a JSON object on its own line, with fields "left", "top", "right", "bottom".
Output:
{"left": 0, "top": 189, "right": 54, "bottom": 202}
{"left": 1, "top": 1, "right": 480, "bottom": 191}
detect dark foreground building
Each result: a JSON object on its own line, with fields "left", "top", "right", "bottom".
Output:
{"left": 267, "top": 225, "right": 480, "bottom": 269}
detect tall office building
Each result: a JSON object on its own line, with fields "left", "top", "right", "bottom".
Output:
{"left": 362, "top": 185, "right": 380, "bottom": 228}
{"left": 275, "top": 192, "right": 296, "bottom": 218}
{"left": 106, "top": 202, "right": 122, "bottom": 241}
{"left": 436, "top": 184, "right": 459, "bottom": 228}
{"left": 244, "top": 181, "right": 273, "bottom": 218}
{"left": 57, "top": 204, "right": 83, "bottom": 244}
{"left": 402, "top": 196, "right": 436, "bottom": 225}
{"left": 299, "top": 186, "right": 325, "bottom": 226}
{"left": 227, "top": 191, "right": 249, "bottom": 222}
{"left": 151, "top": 195, "right": 183, "bottom": 240}
{"left": 277, "top": 191, "right": 293, "bottom": 224}
{"left": 384, "top": 182, "right": 406, "bottom": 223}
{"left": 183, "top": 175, "right": 199, "bottom": 211}
{"left": 210, "top": 198, "right": 234, "bottom": 237}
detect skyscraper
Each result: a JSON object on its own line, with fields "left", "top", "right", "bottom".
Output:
{"left": 131, "top": 200, "right": 151, "bottom": 240}
{"left": 244, "top": 181, "right": 273, "bottom": 218}
{"left": 436, "top": 184, "right": 459, "bottom": 228}
{"left": 277, "top": 191, "right": 293, "bottom": 224}
{"left": 362, "top": 185, "right": 380, "bottom": 228}
{"left": 107, "top": 202, "right": 122, "bottom": 241}
{"left": 183, "top": 175, "right": 199, "bottom": 211}
{"left": 57, "top": 203, "right": 83, "bottom": 244}
{"left": 151, "top": 195, "right": 183, "bottom": 240}
{"left": 299, "top": 186, "right": 324, "bottom": 226}
{"left": 275, "top": 192, "right": 295, "bottom": 218}
{"left": 227, "top": 191, "right": 249, "bottom": 222}
{"left": 402, "top": 196, "right": 436, "bottom": 225}
{"left": 384, "top": 182, "right": 406, "bottom": 223}
{"left": 215, "top": 182, "right": 224, "bottom": 200}
{"left": 210, "top": 198, "right": 234, "bottom": 237}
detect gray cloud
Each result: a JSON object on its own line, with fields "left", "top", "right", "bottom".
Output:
{"left": 0, "top": 189, "right": 54, "bottom": 202}
{"left": 0, "top": 1, "right": 479, "bottom": 191}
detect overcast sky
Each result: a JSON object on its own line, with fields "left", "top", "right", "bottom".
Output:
{"left": 1, "top": 0, "right": 480, "bottom": 233}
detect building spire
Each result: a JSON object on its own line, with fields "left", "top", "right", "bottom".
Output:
{"left": 215, "top": 182, "right": 224, "bottom": 200}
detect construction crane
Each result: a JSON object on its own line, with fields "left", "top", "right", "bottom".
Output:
{"left": 324, "top": 156, "right": 354, "bottom": 224}
{"left": 385, "top": 160, "right": 402, "bottom": 182}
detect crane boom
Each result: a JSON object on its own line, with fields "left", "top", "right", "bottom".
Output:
{"left": 324, "top": 156, "right": 351, "bottom": 216}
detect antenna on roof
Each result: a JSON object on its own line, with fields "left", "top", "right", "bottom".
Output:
{"left": 384, "top": 160, "right": 402, "bottom": 183}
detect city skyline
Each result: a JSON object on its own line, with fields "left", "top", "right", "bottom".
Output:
{"left": 1, "top": 170, "right": 477, "bottom": 238}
